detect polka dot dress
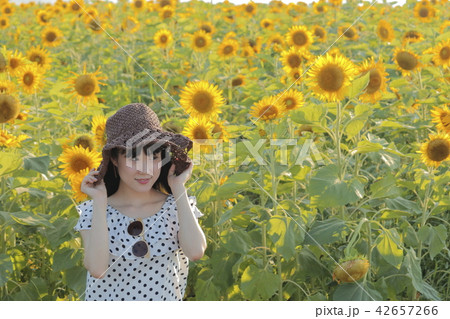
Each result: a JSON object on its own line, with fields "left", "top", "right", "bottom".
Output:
{"left": 73, "top": 194, "right": 204, "bottom": 301}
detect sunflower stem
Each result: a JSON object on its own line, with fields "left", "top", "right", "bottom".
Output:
{"left": 336, "top": 101, "right": 343, "bottom": 180}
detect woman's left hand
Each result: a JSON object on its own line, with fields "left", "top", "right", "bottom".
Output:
{"left": 167, "top": 162, "right": 193, "bottom": 190}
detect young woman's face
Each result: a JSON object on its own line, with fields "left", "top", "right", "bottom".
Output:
{"left": 113, "top": 149, "right": 162, "bottom": 191}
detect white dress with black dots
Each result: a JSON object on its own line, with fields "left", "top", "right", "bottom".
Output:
{"left": 73, "top": 194, "right": 204, "bottom": 301}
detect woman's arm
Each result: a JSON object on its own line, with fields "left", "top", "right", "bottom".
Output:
{"left": 80, "top": 198, "right": 110, "bottom": 278}
{"left": 172, "top": 186, "right": 207, "bottom": 261}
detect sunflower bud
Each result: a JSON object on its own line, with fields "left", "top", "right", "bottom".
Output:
{"left": 332, "top": 258, "right": 370, "bottom": 284}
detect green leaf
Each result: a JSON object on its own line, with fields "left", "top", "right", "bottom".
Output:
{"left": 0, "top": 150, "right": 22, "bottom": 176}
{"left": 217, "top": 172, "right": 253, "bottom": 200}
{"left": 404, "top": 248, "right": 441, "bottom": 301}
{"left": 194, "top": 278, "right": 222, "bottom": 301}
{"left": 345, "top": 71, "right": 370, "bottom": 99}
{"left": 344, "top": 118, "right": 366, "bottom": 140}
{"left": 354, "top": 140, "right": 383, "bottom": 154}
{"left": 304, "top": 217, "right": 348, "bottom": 245}
{"left": 23, "top": 156, "right": 50, "bottom": 175}
{"left": 267, "top": 215, "right": 297, "bottom": 260}
{"left": 9, "top": 211, "right": 55, "bottom": 229}
{"left": 370, "top": 173, "right": 401, "bottom": 199}
{"left": 240, "top": 264, "right": 280, "bottom": 300}
{"left": 333, "top": 282, "right": 382, "bottom": 301}
{"left": 216, "top": 197, "right": 252, "bottom": 226}
{"left": 375, "top": 229, "right": 403, "bottom": 269}
{"left": 290, "top": 104, "right": 324, "bottom": 124}
{"left": 418, "top": 225, "right": 447, "bottom": 260}
{"left": 385, "top": 197, "right": 421, "bottom": 215}
{"left": 64, "top": 266, "right": 87, "bottom": 299}
{"left": 0, "top": 253, "right": 13, "bottom": 286}
{"left": 53, "top": 248, "right": 83, "bottom": 272}
{"left": 10, "top": 277, "right": 48, "bottom": 300}
{"left": 220, "top": 229, "right": 252, "bottom": 254}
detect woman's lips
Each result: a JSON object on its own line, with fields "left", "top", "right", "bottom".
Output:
{"left": 136, "top": 179, "right": 150, "bottom": 184}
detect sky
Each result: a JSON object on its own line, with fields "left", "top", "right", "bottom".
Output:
{"left": 10, "top": 0, "right": 408, "bottom": 6}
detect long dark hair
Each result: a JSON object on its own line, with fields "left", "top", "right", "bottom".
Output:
{"left": 104, "top": 142, "right": 173, "bottom": 197}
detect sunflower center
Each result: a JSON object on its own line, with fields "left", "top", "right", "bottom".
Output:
{"left": 263, "top": 22, "right": 270, "bottom": 28}
{"left": 89, "top": 20, "right": 101, "bottom": 31}
{"left": 201, "top": 25, "right": 211, "bottom": 33}
{"left": 344, "top": 28, "right": 355, "bottom": 39}
{"left": 366, "top": 69, "right": 382, "bottom": 94}
{"left": 193, "top": 127, "right": 208, "bottom": 140}
{"left": 4, "top": 8, "right": 11, "bottom": 14}
{"left": 23, "top": 73, "right": 34, "bottom": 86}
{"left": 0, "top": 19, "right": 6, "bottom": 26}
{"left": 46, "top": 31, "right": 57, "bottom": 42}
{"left": 314, "top": 28, "right": 325, "bottom": 38}
{"left": 318, "top": 64, "right": 344, "bottom": 92}
{"left": 0, "top": 94, "right": 18, "bottom": 123}
{"left": 292, "top": 31, "right": 307, "bottom": 46}
{"left": 440, "top": 112, "right": 450, "bottom": 129}
{"left": 160, "top": 35, "right": 168, "bottom": 43}
{"left": 396, "top": 51, "right": 418, "bottom": 70}
{"left": 419, "top": 7, "right": 429, "bottom": 18}
{"left": 160, "top": 0, "right": 170, "bottom": 7}
{"left": 30, "top": 53, "right": 43, "bottom": 65}
{"left": 231, "top": 77, "right": 243, "bottom": 86}
{"left": 440, "top": 46, "right": 450, "bottom": 60}
{"left": 288, "top": 54, "right": 302, "bottom": 68}
{"left": 284, "top": 98, "right": 296, "bottom": 109}
{"left": 9, "top": 58, "right": 19, "bottom": 69}
{"left": 317, "top": 6, "right": 324, "bottom": 12}
{"left": 427, "top": 139, "right": 450, "bottom": 162}
{"left": 260, "top": 105, "right": 277, "bottom": 118}
{"left": 192, "top": 91, "right": 213, "bottom": 113}
{"left": 405, "top": 31, "right": 420, "bottom": 39}
{"left": 195, "top": 37, "right": 206, "bottom": 48}
{"left": 71, "top": 156, "right": 90, "bottom": 173}
{"left": 223, "top": 45, "right": 234, "bottom": 55}
{"left": 271, "top": 38, "right": 281, "bottom": 45}
{"left": 40, "top": 14, "right": 48, "bottom": 23}
{"left": 75, "top": 75, "right": 96, "bottom": 97}
{"left": 72, "top": 4, "right": 80, "bottom": 11}
{"left": 163, "top": 11, "right": 172, "bottom": 19}
{"left": 245, "top": 5, "right": 254, "bottom": 13}
{"left": 379, "top": 27, "right": 388, "bottom": 39}
{"left": 135, "top": 0, "right": 143, "bottom": 8}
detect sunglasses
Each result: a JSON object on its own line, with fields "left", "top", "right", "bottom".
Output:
{"left": 127, "top": 219, "right": 150, "bottom": 258}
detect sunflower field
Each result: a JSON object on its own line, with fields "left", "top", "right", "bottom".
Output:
{"left": 0, "top": 0, "right": 449, "bottom": 301}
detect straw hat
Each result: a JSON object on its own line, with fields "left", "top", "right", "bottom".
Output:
{"left": 93, "top": 103, "right": 193, "bottom": 187}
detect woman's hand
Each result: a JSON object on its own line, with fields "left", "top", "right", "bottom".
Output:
{"left": 80, "top": 168, "right": 107, "bottom": 201}
{"left": 167, "top": 162, "right": 193, "bottom": 191}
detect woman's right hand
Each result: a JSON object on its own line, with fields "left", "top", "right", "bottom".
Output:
{"left": 80, "top": 168, "right": 107, "bottom": 200}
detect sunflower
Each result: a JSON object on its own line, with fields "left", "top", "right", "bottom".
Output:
{"left": 85, "top": 16, "right": 104, "bottom": 34}
{"left": 231, "top": 75, "right": 245, "bottom": 87}
{"left": 268, "top": 33, "right": 285, "bottom": 52}
{"left": 413, "top": 2, "right": 436, "bottom": 23}
{"left": 358, "top": 57, "right": 388, "bottom": 103}
{"left": 431, "top": 105, "right": 450, "bottom": 133}
{"left": 154, "top": 29, "right": 173, "bottom": 49}
{"left": 402, "top": 30, "right": 424, "bottom": 44}
{"left": 217, "top": 38, "right": 239, "bottom": 59}
{"left": 376, "top": 20, "right": 394, "bottom": 42}
{"left": 211, "top": 120, "right": 232, "bottom": 143}
{"left": 16, "top": 64, "right": 45, "bottom": 95}
{"left": 0, "top": 16, "right": 9, "bottom": 29}
{"left": 121, "top": 16, "right": 140, "bottom": 33}
{"left": 26, "top": 45, "right": 52, "bottom": 70}
{"left": 241, "top": 45, "right": 255, "bottom": 58}
{"left": 182, "top": 117, "right": 214, "bottom": 153}
{"left": 313, "top": 1, "right": 328, "bottom": 14}
{"left": 306, "top": 53, "right": 358, "bottom": 102}
{"left": 156, "top": 0, "right": 176, "bottom": 8}
{"left": 285, "top": 68, "right": 303, "bottom": 85}
{"left": 431, "top": 40, "right": 450, "bottom": 68}
{"left": 339, "top": 24, "right": 359, "bottom": 41}
{"left": 242, "top": 1, "right": 257, "bottom": 17}
{"left": 42, "top": 26, "right": 63, "bottom": 47}
{"left": 276, "top": 89, "right": 304, "bottom": 112}
{"left": 0, "top": 52, "right": 6, "bottom": 73}
{"left": 280, "top": 46, "right": 311, "bottom": 73}
{"left": 91, "top": 115, "right": 107, "bottom": 147}
{"left": 223, "top": 8, "right": 235, "bottom": 23}
{"left": 419, "top": 133, "right": 450, "bottom": 167}
{"left": 6, "top": 50, "right": 26, "bottom": 77}
{"left": 198, "top": 21, "right": 215, "bottom": 35}
{"left": 393, "top": 48, "right": 421, "bottom": 76}
{"left": 0, "top": 80, "right": 16, "bottom": 94}
{"left": 36, "top": 9, "right": 52, "bottom": 26}
{"left": 190, "top": 30, "right": 211, "bottom": 52}
{"left": 58, "top": 145, "right": 102, "bottom": 181}
{"left": 70, "top": 169, "right": 89, "bottom": 203}
{"left": 68, "top": 0, "right": 84, "bottom": 14}
{"left": 1, "top": 4, "right": 14, "bottom": 16}
{"left": 260, "top": 18, "right": 274, "bottom": 30}
{"left": 286, "top": 25, "right": 313, "bottom": 50}
{"left": 0, "top": 129, "right": 28, "bottom": 148}
{"left": 440, "top": 21, "right": 450, "bottom": 33}
{"left": 67, "top": 65, "right": 107, "bottom": 104}
{"left": 71, "top": 134, "right": 96, "bottom": 152}
{"left": 0, "top": 94, "right": 20, "bottom": 123}
{"left": 250, "top": 96, "right": 285, "bottom": 121}
{"left": 312, "top": 25, "right": 327, "bottom": 42}
{"left": 159, "top": 6, "right": 175, "bottom": 20}
{"left": 131, "top": 0, "right": 146, "bottom": 12}
{"left": 179, "top": 80, "right": 224, "bottom": 119}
